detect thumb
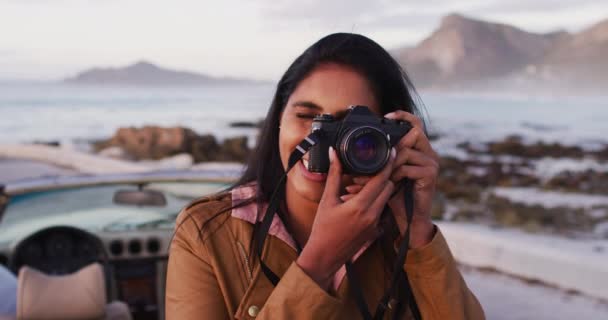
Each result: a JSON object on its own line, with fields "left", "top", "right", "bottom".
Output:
{"left": 320, "top": 146, "right": 342, "bottom": 204}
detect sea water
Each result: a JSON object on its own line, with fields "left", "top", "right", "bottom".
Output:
{"left": 1, "top": 82, "right": 607, "bottom": 153}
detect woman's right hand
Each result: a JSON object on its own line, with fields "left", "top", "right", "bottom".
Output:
{"left": 296, "top": 146, "right": 396, "bottom": 290}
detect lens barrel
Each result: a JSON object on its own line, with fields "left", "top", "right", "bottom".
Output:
{"left": 340, "top": 126, "right": 390, "bottom": 175}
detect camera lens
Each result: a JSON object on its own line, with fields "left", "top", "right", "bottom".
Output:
{"left": 340, "top": 126, "right": 390, "bottom": 175}
{"left": 353, "top": 135, "right": 378, "bottom": 162}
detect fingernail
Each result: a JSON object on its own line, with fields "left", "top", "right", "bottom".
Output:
{"left": 329, "top": 146, "right": 335, "bottom": 163}
{"left": 391, "top": 147, "right": 396, "bottom": 158}
{"left": 385, "top": 112, "right": 396, "bottom": 119}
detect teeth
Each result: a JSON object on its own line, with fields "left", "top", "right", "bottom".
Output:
{"left": 302, "top": 159, "right": 309, "bottom": 169}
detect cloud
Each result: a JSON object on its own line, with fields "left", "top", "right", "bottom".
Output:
{"left": 259, "top": 0, "right": 457, "bottom": 27}
{"left": 257, "top": 0, "right": 605, "bottom": 32}
{"left": 0, "top": 49, "right": 18, "bottom": 57}
{"left": 472, "top": 0, "right": 599, "bottom": 14}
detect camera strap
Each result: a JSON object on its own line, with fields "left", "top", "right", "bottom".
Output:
{"left": 346, "top": 179, "right": 421, "bottom": 320}
{"left": 255, "top": 132, "right": 320, "bottom": 285}
{"left": 254, "top": 133, "right": 421, "bottom": 320}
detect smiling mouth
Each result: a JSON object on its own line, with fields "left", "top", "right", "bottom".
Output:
{"left": 299, "top": 158, "right": 327, "bottom": 181}
{"left": 302, "top": 158, "right": 310, "bottom": 169}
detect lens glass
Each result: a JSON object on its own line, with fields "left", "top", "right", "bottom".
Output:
{"left": 353, "top": 135, "right": 378, "bottom": 163}
{"left": 341, "top": 127, "right": 390, "bottom": 174}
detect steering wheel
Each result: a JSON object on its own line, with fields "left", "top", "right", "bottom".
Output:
{"left": 10, "top": 226, "right": 113, "bottom": 300}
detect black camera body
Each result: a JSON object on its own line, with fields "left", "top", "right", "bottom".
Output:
{"left": 308, "top": 105, "right": 412, "bottom": 175}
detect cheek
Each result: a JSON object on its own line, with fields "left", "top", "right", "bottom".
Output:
{"left": 278, "top": 121, "right": 309, "bottom": 168}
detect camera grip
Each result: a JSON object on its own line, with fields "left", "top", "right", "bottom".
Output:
{"left": 308, "top": 137, "right": 330, "bottom": 173}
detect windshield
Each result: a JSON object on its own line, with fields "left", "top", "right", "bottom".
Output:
{"left": 0, "top": 182, "right": 226, "bottom": 236}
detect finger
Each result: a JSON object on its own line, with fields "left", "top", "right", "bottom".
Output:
{"left": 396, "top": 127, "right": 438, "bottom": 160}
{"left": 340, "top": 194, "right": 356, "bottom": 202}
{"left": 366, "top": 180, "right": 395, "bottom": 220}
{"left": 384, "top": 110, "right": 423, "bottom": 130}
{"left": 392, "top": 165, "right": 438, "bottom": 181}
{"left": 345, "top": 184, "right": 363, "bottom": 194}
{"left": 394, "top": 147, "right": 438, "bottom": 168}
{"left": 350, "top": 148, "right": 396, "bottom": 206}
{"left": 320, "top": 147, "right": 342, "bottom": 205}
{"left": 384, "top": 110, "right": 438, "bottom": 160}
{"left": 352, "top": 176, "right": 371, "bottom": 185}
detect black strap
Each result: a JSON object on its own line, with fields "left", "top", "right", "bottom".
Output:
{"left": 403, "top": 274, "right": 422, "bottom": 320}
{"left": 385, "top": 179, "right": 420, "bottom": 320}
{"left": 346, "top": 261, "right": 373, "bottom": 320}
{"left": 255, "top": 132, "right": 319, "bottom": 286}
{"left": 346, "top": 179, "right": 421, "bottom": 320}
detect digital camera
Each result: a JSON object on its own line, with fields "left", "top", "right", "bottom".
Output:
{"left": 307, "top": 105, "right": 412, "bottom": 175}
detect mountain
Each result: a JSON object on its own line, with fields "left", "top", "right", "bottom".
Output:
{"left": 65, "top": 61, "right": 261, "bottom": 86}
{"left": 395, "top": 13, "right": 608, "bottom": 92}
{"left": 534, "top": 19, "right": 608, "bottom": 86}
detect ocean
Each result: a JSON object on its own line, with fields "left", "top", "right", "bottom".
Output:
{"left": 1, "top": 82, "right": 607, "bottom": 153}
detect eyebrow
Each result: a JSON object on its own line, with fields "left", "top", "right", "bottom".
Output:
{"left": 291, "top": 100, "right": 354, "bottom": 119}
{"left": 291, "top": 100, "right": 323, "bottom": 111}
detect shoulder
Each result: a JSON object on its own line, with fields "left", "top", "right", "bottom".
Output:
{"left": 175, "top": 192, "right": 233, "bottom": 241}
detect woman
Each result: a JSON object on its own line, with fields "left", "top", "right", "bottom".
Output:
{"left": 166, "top": 33, "right": 484, "bottom": 319}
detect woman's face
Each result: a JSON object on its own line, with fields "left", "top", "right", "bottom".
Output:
{"left": 279, "top": 63, "right": 381, "bottom": 203}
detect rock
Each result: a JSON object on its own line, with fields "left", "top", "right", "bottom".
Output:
{"left": 544, "top": 169, "right": 608, "bottom": 195}
{"left": 485, "top": 194, "right": 596, "bottom": 234}
{"left": 594, "top": 145, "right": 608, "bottom": 161}
{"left": 95, "top": 126, "right": 250, "bottom": 163}
{"left": 94, "top": 126, "right": 197, "bottom": 160}
{"left": 188, "top": 134, "right": 220, "bottom": 162}
{"left": 430, "top": 193, "right": 446, "bottom": 220}
{"left": 32, "top": 140, "right": 60, "bottom": 147}
{"left": 450, "top": 205, "right": 486, "bottom": 222}
{"left": 217, "top": 136, "right": 250, "bottom": 162}
{"left": 484, "top": 135, "right": 586, "bottom": 159}
{"left": 229, "top": 120, "right": 264, "bottom": 128}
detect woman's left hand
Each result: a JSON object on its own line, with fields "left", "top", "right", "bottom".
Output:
{"left": 341, "top": 110, "right": 439, "bottom": 248}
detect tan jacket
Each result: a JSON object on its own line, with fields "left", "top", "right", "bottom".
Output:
{"left": 165, "top": 189, "right": 485, "bottom": 319}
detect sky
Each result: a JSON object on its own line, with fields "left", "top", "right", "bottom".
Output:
{"left": 1, "top": 0, "right": 606, "bottom": 81}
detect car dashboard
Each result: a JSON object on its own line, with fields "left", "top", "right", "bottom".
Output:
{"left": 0, "top": 178, "right": 230, "bottom": 320}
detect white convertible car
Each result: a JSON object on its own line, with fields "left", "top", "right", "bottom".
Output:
{"left": 0, "top": 170, "right": 239, "bottom": 320}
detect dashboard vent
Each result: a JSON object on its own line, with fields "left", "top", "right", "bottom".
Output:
{"left": 147, "top": 238, "right": 161, "bottom": 254}
{"left": 128, "top": 239, "right": 142, "bottom": 255}
{"left": 109, "top": 240, "right": 124, "bottom": 256}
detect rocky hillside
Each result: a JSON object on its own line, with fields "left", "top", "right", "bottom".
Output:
{"left": 65, "top": 60, "right": 259, "bottom": 86}
{"left": 395, "top": 13, "right": 608, "bottom": 92}
{"left": 536, "top": 19, "right": 608, "bottom": 87}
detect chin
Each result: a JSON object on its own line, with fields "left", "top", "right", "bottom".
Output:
{"left": 286, "top": 173, "right": 325, "bottom": 203}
